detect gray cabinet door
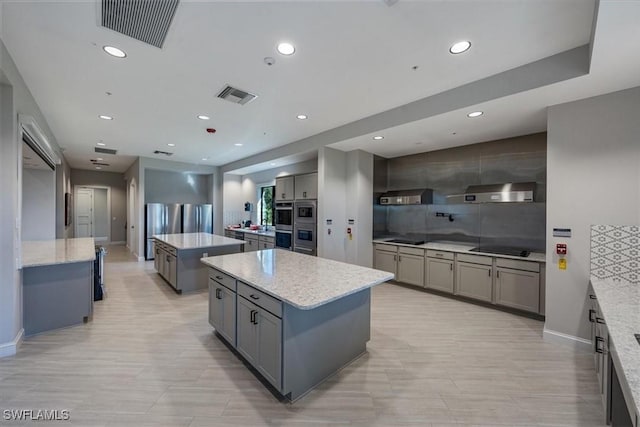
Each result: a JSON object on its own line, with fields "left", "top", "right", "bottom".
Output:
{"left": 294, "top": 173, "right": 318, "bottom": 200}
{"left": 245, "top": 237, "right": 258, "bottom": 252}
{"left": 236, "top": 297, "right": 258, "bottom": 365}
{"left": 208, "top": 280, "right": 223, "bottom": 330}
{"left": 374, "top": 249, "right": 397, "bottom": 276}
{"left": 456, "top": 262, "right": 493, "bottom": 302}
{"left": 153, "top": 245, "right": 161, "bottom": 272}
{"left": 425, "top": 258, "right": 454, "bottom": 293}
{"left": 260, "top": 241, "right": 275, "bottom": 250}
{"left": 256, "top": 308, "right": 282, "bottom": 390}
{"left": 275, "top": 176, "right": 295, "bottom": 201}
{"left": 495, "top": 268, "right": 540, "bottom": 312}
{"left": 160, "top": 250, "right": 168, "bottom": 279}
{"left": 209, "top": 281, "right": 237, "bottom": 345}
{"left": 397, "top": 253, "right": 424, "bottom": 287}
{"left": 168, "top": 254, "right": 178, "bottom": 288}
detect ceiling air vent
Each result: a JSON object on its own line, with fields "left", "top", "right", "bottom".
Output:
{"left": 100, "top": 0, "right": 180, "bottom": 49}
{"left": 95, "top": 147, "right": 117, "bottom": 155}
{"left": 154, "top": 150, "right": 173, "bottom": 156}
{"left": 217, "top": 85, "right": 258, "bottom": 105}
{"left": 92, "top": 162, "right": 110, "bottom": 167}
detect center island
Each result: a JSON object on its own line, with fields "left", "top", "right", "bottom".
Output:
{"left": 201, "top": 249, "right": 394, "bottom": 401}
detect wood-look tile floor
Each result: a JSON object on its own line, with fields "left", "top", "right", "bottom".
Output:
{"left": 0, "top": 245, "right": 605, "bottom": 426}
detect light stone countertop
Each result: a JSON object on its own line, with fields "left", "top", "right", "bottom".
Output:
{"left": 225, "top": 227, "right": 276, "bottom": 238}
{"left": 154, "top": 233, "right": 245, "bottom": 250}
{"left": 590, "top": 277, "right": 640, "bottom": 420}
{"left": 21, "top": 237, "right": 96, "bottom": 268}
{"left": 201, "top": 249, "right": 394, "bottom": 310}
{"left": 373, "top": 239, "right": 546, "bottom": 263}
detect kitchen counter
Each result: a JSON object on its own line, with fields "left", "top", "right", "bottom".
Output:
{"left": 590, "top": 277, "right": 640, "bottom": 422}
{"left": 373, "top": 238, "right": 546, "bottom": 263}
{"left": 21, "top": 237, "right": 96, "bottom": 268}
{"left": 201, "top": 249, "right": 393, "bottom": 309}
{"left": 225, "top": 227, "right": 276, "bottom": 238}
{"left": 153, "top": 232, "right": 245, "bottom": 250}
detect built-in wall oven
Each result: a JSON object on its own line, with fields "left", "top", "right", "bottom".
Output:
{"left": 294, "top": 224, "right": 316, "bottom": 256}
{"left": 275, "top": 202, "right": 293, "bottom": 231}
{"left": 294, "top": 200, "right": 316, "bottom": 224}
{"left": 275, "top": 231, "right": 292, "bottom": 251}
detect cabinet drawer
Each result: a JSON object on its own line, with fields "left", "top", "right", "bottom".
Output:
{"left": 457, "top": 253, "right": 492, "bottom": 266}
{"left": 426, "top": 250, "right": 454, "bottom": 260}
{"left": 496, "top": 258, "right": 540, "bottom": 272}
{"left": 165, "top": 245, "right": 177, "bottom": 256}
{"left": 238, "top": 281, "right": 282, "bottom": 318}
{"left": 209, "top": 268, "right": 236, "bottom": 291}
{"left": 260, "top": 236, "right": 275, "bottom": 244}
{"left": 375, "top": 243, "right": 398, "bottom": 253}
{"left": 399, "top": 246, "right": 425, "bottom": 256}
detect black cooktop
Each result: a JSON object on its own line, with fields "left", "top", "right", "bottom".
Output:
{"left": 470, "top": 246, "right": 531, "bottom": 257}
{"left": 386, "top": 238, "right": 425, "bottom": 245}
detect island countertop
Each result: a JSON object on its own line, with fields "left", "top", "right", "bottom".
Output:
{"left": 201, "top": 249, "right": 394, "bottom": 310}
{"left": 154, "top": 233, "right": 245, "bottom": 250}
{"left": 21, "top": 237, "right": 96, "bottom": 268}
{"left": 590, "top": 277, "right": 640, "bottom": 420}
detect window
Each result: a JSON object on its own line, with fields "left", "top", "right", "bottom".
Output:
{"left": 259, "top": 185, "right": 275, "bottom": 226}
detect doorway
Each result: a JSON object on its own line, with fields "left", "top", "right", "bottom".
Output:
{"left": 75, "top": 186, "right": 110, "bottom": 241}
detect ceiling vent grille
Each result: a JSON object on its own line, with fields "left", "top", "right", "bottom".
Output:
{"left": 92, "top": 162, "right": 111, "bottom": 167}
{"left": 100, "top": 0, "right": 180, "bottom": 49}
{"left": 217, "top": 85, "right": 258, "bottom": 105}
{"left": 95, "top": 147, "right": 118, "bottom": 155}
{"left": 153, "top": 150, "right": 173, "bottom": 156}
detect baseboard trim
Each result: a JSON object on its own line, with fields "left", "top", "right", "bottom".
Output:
{"left": 138, "top": 256, "right": 145, "bottom": 262}
{"left": 543, "top": 327, "right": 592, "bottom": 352}
{"left": 0, "top": 328, "right": 24, "bottom": 358}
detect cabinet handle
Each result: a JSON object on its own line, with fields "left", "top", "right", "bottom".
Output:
{"left": 398, "top": 256, "right": 402, "bottom": 262}
{"left": 303, "top": 191, "right": 307, "bottom": 198}
{"left": 250, "top": 294, "right": 260, "bottom": 300}
{"left": 215, "top": 275, "right": 223, "bottom": 280}
{"left": 595, "top": 336, "right": 605, "bottom": 354}
{"left": 589, "top": 294, "right": 597, "bottom": 300}
{"left": 588, "top": 309, "right": 596, "bottom": 323}
{"left": 488, "top": 269, "right": 491, "bottom": 277}
{"left": 436, "top": 253, "right": 443, "bottom": 257}
{"left": 282, "top": 193, "right": 285, "bottom": 199}
{"left": 250, "top": 310, "right": 258, "bottom": 324}
{"left": 596, "top": 317, "right": 605, "bottom": 325}
{"left": 393, "top": 255, "right": 397, "bottom": 261}
{"left": 166, "top": 255, "right": 170, "bottom": 262}
{"left": 450, "top": 263, "right": 453, "bottom": 271}
{"left": 215, "top": 288, "right": 222, "bottom": 299}
{"left": 496, "top": 270, "right": 500, "bottom": 278}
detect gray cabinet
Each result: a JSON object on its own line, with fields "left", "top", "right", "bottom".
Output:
{"left": 425, "top": 250, "right": 454, "bottom": 293}
{"left": 244, "top": 235, "right": 259, "bottom": 252}
{"left": 397, "top": 247, "right": 425, "bottom": 287}
{"left": 374, "top": 244, "right": 397, "bottom": 276}
{"left": 494, "top": 258, "right": 540, "bottom": 313}
{"left": 294, "top": 173, "right": 318, "bottom": 200}
{"left": 259, "top": 236, "right": 275, "bottom": 250}
{"left": 456, "top": 261, "right": 493, "bottom": 302}
{"left": 208, "top": 278, "right": 237, "bottom": 345}
{"left": 236, "top": 296, "right": 258, "bottom": 365}
{"left": 275, "top": 176, "right": 295, "bottom": 201}
{"left": 167, "top": 254, "right": 177, "bottom": 288}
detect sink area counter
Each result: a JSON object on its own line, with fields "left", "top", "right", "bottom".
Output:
{"left": 21, "top": 237, "right": 96, "bottom": 268}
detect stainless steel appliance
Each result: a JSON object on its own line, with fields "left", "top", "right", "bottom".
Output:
{"left": 379, "top": 189, "right": 433, "bottom": 205}
{"left": 294, "top": 200, "right": 316, "bottom": 223}
{"left": 294, "top": 224, "right": 316, "bottom": 256}
{"left": 275, "top": 202, "right": 293, "bottom": 231}
{"left": 446, "top": 182, "right": 536, "bottom": 204}
{"left": 182, "top": 204, "right": 213, "bottom": 233}
{"left": 275, "top": 231, "right": 292, "bottom": 250}
{"left": 145, "top": 203, "right": 183, "bottom": 260}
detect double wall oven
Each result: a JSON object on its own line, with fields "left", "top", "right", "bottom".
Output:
{"left": 275, "top": 202, "right": 293, "bottom": 250}
{"left": 294, "top": 200, "right": 317, "bottom": 256}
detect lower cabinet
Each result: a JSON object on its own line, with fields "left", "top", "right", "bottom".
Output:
{"left": 456, "top": 255, "right": 493, "bottom": 302}
{"left": 237, "top": 295, "right": 282, "bottom": 390}
{"left": 167, "top": 254, "right": 177, "bottom": 288}
{"left": 374, "top": 245, "right": 397, "bottom": 276}
{"left": 397, "top": 247, "right": 425, "bottom": 287}
{"left": 244, "top": 236, "right": 259, "bottom": 252}
{"left": 425, "top": 255, "right": 454, "bottom": 293}
{"left": 495, "top": 268, "right": 540, "bottom": 312}
{"left": 209, "top": 279, "right": 237, "bottom": 345}
{"left": 259, "top": 236, "right": 275, "bottom": 250}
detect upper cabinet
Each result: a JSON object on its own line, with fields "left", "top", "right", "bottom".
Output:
{"left": 275, "top": 176, "right": 295, "bottom": 201}
{"left": 294, "top": 173, "right": 318, "bottom": 200}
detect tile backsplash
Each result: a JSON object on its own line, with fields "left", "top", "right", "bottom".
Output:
{"left": 590, "top": 225, "right": 640, "bottom": 283}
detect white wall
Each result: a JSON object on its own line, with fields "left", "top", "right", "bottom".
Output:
{"left": 223, "top": 174, "right": 246, "bottom": 229}
{"left": 345, "top": 150, "right": 374, "bottom": 267}
{"left": 21, "top": 168, "right": 55, "bottom": 241}
{"left": 318, "top": 147, "right": 347, "bottom": 262}
{"left": 546, "top": 86, "right": 640, "bottom": 343}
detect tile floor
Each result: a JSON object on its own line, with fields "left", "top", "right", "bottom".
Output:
{"left": 0, "top": 245, "right": 605, "bottom": 426}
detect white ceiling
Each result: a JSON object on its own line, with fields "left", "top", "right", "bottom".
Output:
{"left": 0, "top": 0, "right": 637, "bottom": 175}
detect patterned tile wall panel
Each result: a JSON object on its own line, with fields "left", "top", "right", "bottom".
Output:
{"left": 591, "top": 225, "right": 640, "bottom": 283}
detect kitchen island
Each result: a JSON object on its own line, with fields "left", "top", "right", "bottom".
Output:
{"left": 201, "top": 249, "right": 393, "bottom": 401}
{"left": 21, "top": 237, "right": 96, "bottom": 336}
{"left": 153, "top": 233, "right": 244, "bottom": 293}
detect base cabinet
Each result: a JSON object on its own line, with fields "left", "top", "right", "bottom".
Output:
{"left": 495, "top": 268, "right": 540, "bottom": 312}
{"left": 209, "top": 279, "right": 237, "bottom": 345}
{"left": 374, "top": 245, "right": 397, "bottom": 276}
{"left": 425, "top": 258, "right": 454, "bottom": 293}
{"left": 397, "top": 253, "right": 424, "bottom": 286}
{"left": 456, "top": 262, "right": 493, "bottom": 302}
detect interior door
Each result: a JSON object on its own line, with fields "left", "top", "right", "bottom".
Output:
{"left": 75, "top": 188, "right": 94, "bottom": 238}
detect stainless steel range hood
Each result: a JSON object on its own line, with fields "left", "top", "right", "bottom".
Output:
{"left": 379, "top": 189, "right": 433, "bottom": 205}
{"left": 446, "top": 182, "right": 536, "bottom": 204}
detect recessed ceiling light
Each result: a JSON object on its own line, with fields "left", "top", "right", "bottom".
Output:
{"left": 96, "top": 157, "right": 103, "bottom": 161}
{"left": 277, "top": 42, "right": 295, "bottom": 55}
{"left": 103, "top": 45, "right": 126, "bottom": 58}
{"left": 99, "top": 115, "right": 113, "bottom": 120}
{"left": 373, "top": 136, "right": 384, "bottom": 140}
{"left": 97, "top": 142, "right": 106, "bottom": 146}
{"left": 449, "top": 41, "right": 471, "bottom": 54}
{"left": 270, "top": 163, "right": 276, "bottom": 166}
{"left": 197, "top": 115, "right": 210, "bottom": 120}
{"left": 467, "top": 111, "right": 483, "bottom": 118}
{"left": 201, "top": 157, "right": 208, "bottom": 161}
{"left": 234, "top": 143, "right": 243, "bottom": 147}
{"left": 296, "top": 114, "right": 308, "bottom": 120}
{"left": 167, "top": 143, "right": 175, "bottom": 147}
{"left": 95, "top": 166, "right": 102, "bottom": 170}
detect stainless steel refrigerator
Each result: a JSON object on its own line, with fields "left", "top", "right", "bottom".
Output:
{"left": 145, "top": 203, "right": 182, "bottom": 260}
{"left": 182, "top": 204, "right": 213, "bottom": 234}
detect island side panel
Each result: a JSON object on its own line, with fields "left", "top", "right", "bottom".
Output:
{"left": 23, "top": 261, "right": 93, "bottom": 336}
{"left": 176, "top": 245, "right": 243, "bottom": 293}
{"left": 282, "top": 288, "right": 371, "bottom": 401}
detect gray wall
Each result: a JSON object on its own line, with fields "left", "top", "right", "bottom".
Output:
{"left": 375, "top": 133, "right": 547, "bottom": 251}
{"left": 70, "top": 169, "right": 127, "bottom": 243}
{"left": 144, "top": 169, "right": 211, "bottom": 204}
{"left": 546, "top": 86, "right": 640, "bottom": 343}
{"left": 22, "top": 167, "right": 56, "bottom": 241}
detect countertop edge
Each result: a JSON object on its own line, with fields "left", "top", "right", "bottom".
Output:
{"left": 21, "top": 257, "right": 95, "bottom": 269}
